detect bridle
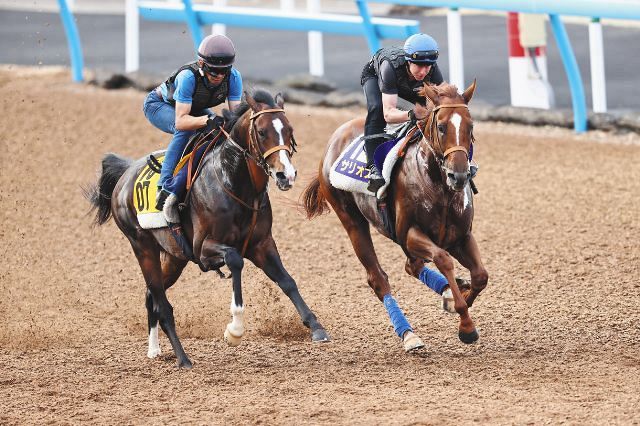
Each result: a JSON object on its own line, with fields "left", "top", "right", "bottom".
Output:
{"left": 248, "top": 108, "right": 297, "bottom": 175}
{"left": 419, "top": 103, "right": 471, "bottom": 167}
{"left": 215, "top": 107, "right": 297, "bottom": 257}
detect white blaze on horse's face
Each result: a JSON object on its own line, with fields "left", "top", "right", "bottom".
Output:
{"left": 272, "top": 118, "right": 297, "bottom": 186}
{"left": 442, "top": 110, "right": 471, "bottom": 192}
{"left": 450, "top": 113, "right": 462, "bottom": 146}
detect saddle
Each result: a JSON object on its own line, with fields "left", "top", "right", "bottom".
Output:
{"left": 134, "top": 128, "right": 223, "bottom": 229}
{"left": 329, "top": 122, "right": 421, "bottom": 199}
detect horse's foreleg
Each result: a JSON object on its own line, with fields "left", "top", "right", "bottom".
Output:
{"left": 146, "top": 254, "right": 188, "bottom": 358}
{"left": 330, "top": 202, "right": 423, "bottom": 351}
{"left": 406, "top": 227, "right": 479, "bottom": 344}
{"left": 404, "top": 257, "right": 456, "bottom": 313}
{"left": 449, "top": 233, "right": 488, "bottom": 308}
{"left": 250, "top": 237, "right": 329, "bottom": 342}
{"left": 223, "top": 248, "right": 245, "bottom": 346}
{"left": 130, "top": 237, "right": 192, "bottom": 368}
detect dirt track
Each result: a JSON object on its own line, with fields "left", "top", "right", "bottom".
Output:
{"left": 1, "top": 66, "right": 639, "bottom": 424}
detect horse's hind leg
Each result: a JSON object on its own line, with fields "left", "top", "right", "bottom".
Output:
{"left": 129, "top": 236, "right": 192, "bottom": 368}
{"left": 406, "top": 226, "right": 478, "bottom": 344}
{"left": 328, "top": 196, "right": 423, "bottom": 352}
{"left": 250, "top": 237, "right": 329, "bottom": 342}
{"left": 146, "top": 254, "right": 188, "bottom": 359}
{"left": 448, "top": 233, "right": 488, "bottom": 308}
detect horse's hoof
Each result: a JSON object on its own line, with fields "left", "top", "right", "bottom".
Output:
{"left": 403, "top": 331, "right": 425, "bottom": 352}
{"left": 311, "top": 329, "right": 331, "bottom": 343}
{"left": 458, "top": 329, "right": 479, "bottom": 344}
{"left": 177, "top": 358, "right": 193, "bottom": 369}
{"left": 224, "top": 328, "right": 243, "bottom": 347}
{"left": 147, "top": 347, "right": 162, "bottom": 359}
{"left": 441, "top": 289, "right": 456, "bottom": 314}
{"left": 455, "top": 277, "right": 472, "bottom": 290}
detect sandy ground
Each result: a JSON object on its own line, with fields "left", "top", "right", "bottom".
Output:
{"left": 1, "top": 66, "right": 639, "bottom": 425}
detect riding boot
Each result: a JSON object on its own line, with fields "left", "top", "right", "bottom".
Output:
{"left": 155, "top": 188, "right": 170, "bottom": 211}
{"left": 364, "top": 135, "right": 386, "bottom": 193}
{"left": 367, "top": 164, "right": 385, "bottom": 193}
{"left": 163, "top": 193, "right": 196, "bottom": 261}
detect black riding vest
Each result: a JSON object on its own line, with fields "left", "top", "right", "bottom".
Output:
{"left": 370, "top": 47, "right": 438, "bottom": 104}
{"left": 164, "top": 62, "right": 230, "bottom": 113}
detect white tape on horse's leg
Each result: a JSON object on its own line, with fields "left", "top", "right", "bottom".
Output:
{"left": 224, "top": 292, "right": 245, "bottom": 346}
{"left": 147, "top": 322, "right": 161, "bottom": 358}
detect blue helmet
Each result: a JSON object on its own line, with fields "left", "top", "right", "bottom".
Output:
{"left": 403, "top": 33, "right": 439, "bottom": 64}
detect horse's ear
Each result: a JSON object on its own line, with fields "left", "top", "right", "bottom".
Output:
{"left": 275, "top": 92, "right": 285, "bottom": 109}
{"left": 420, "top": 83, "right": 440, "bottom": 105}
{"left": 462, "top": 79, "right": 477, "bottom": 104}
{"left": 244, "top": 91, "right": 259, "bottom": 111}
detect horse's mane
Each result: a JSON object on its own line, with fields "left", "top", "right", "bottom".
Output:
{"left": 420, "top": 82, "right": 463, "bottom": 108}
{"left": 222, "top": 89, "right": 277, "bottom": 131}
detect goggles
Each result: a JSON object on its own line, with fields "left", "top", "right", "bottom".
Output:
{"left": 202, "top": 63, "right": 230, "bottom": 76}
{"left": 407, "top": 50, "right": 439, "bottom": 64}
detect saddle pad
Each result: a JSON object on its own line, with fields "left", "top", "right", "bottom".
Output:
{"left": 134, "top": 155, "right": 167, "bottom": 229}
{"left": 329, "top": 134, "right": 405, "bottom": 199}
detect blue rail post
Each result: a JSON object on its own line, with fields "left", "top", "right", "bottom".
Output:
{"left": 183, "top": 0, "right": 204, "bottom": 51}
{"left": 57, "top": 0, "right": 84, "bottom": 82}
{"left": 549, "top": 14, "right": 587, "bottom": 133}
{"left": 355, "top": 0, "right": 381, "bottom": 53}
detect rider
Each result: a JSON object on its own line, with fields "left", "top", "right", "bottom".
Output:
{"left": 360, "top": 33, "right": 444, "bottom": 193}
{"left": 143, "top": 34, "right": 243, "bottom": 223}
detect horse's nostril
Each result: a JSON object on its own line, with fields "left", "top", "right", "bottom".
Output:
{"left": 276, "top": 172, "right": 286, "bottom": 181}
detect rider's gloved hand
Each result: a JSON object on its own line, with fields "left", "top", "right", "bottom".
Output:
{"left": 204, "top": 114, "right": 225, "bottom": 133}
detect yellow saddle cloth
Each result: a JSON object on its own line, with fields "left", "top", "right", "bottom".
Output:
{"left": 133, "top": 153, "right": 192, "bottom": 229}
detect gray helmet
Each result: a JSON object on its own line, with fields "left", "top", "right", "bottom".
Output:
{"left": 198, "top": 34, "right": 235, "bottom": 67}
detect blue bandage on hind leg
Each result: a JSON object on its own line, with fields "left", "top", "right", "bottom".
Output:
{"left": 419, "top": 266, "right": 448, "bottom": 295}
{"left": 383, "top": 294, "right": 412, "bottom": 338}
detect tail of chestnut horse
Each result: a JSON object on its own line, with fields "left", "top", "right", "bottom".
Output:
{"left": 86, "top": 153, "right": 132, "bottom": 226}
{"left": 302, "top": 175, "right": 330, "bottom": 219}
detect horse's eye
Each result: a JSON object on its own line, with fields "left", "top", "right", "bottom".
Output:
{"left": 437, "top": 123, "right": 447, "bottom": 134}
{"left": 257, "top": 129, "right": 266, "bottom": 138}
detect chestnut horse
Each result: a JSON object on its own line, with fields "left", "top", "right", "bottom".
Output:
{"left": 303, "top": 81, "right": 487, "bottom": 352}
{"left": 87, "top": 90, "right": 329, "bottom": 368}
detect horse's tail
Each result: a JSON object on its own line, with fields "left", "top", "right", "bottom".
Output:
{"left": 302, "top": 175, "right": 330, "bottom": 219}
{"left": 85, "top": 153, "right": 132, "bottom": 226}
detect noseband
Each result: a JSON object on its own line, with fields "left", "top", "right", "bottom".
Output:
{"left": 248, "top": 108, "right": 297, "bottom": 175}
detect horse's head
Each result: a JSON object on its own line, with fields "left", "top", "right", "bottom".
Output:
{"left": 243, "top": 91, "right": 297, "bottom": 191}
{"left": 418, "top": 80, "right": 476, "bottom": 192}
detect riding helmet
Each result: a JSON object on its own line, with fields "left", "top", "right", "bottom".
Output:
{"left": 198, "top": 34, "right": 236, "bottom": 67}
{"left": 403, "top": 33, "right": 439, "bottom": 64}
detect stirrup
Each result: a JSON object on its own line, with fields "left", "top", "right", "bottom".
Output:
{"left": 167, "top": 223, "right": 195, "bottom": 261}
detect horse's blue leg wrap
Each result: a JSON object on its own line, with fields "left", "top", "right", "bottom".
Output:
{"left": 382, "top": 294, "right": 412, "bottom": 338}
{"left": 419, "top": 266, "right": 448, "bottom": 295}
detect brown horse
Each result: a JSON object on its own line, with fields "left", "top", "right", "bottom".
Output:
{"left": 303, "top": 81, "right": 487, "bottom": 352}
{"left": 87, "top": 90, "right": 329, "bottom": 369}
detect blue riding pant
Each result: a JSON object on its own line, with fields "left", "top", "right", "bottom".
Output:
{"left": 142, "top": 90, "right": 209, "bottom": 192}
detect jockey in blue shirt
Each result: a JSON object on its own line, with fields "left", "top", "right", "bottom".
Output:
{"left": 142, "top": 34, "right": 242, "bottom": 257}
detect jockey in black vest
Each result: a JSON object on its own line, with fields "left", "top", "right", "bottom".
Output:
{"left": 360, "top": 33, "right": 444, "bottom": 193}
{"left": 142, "top": 34, "right": 243, "bottom": 259}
